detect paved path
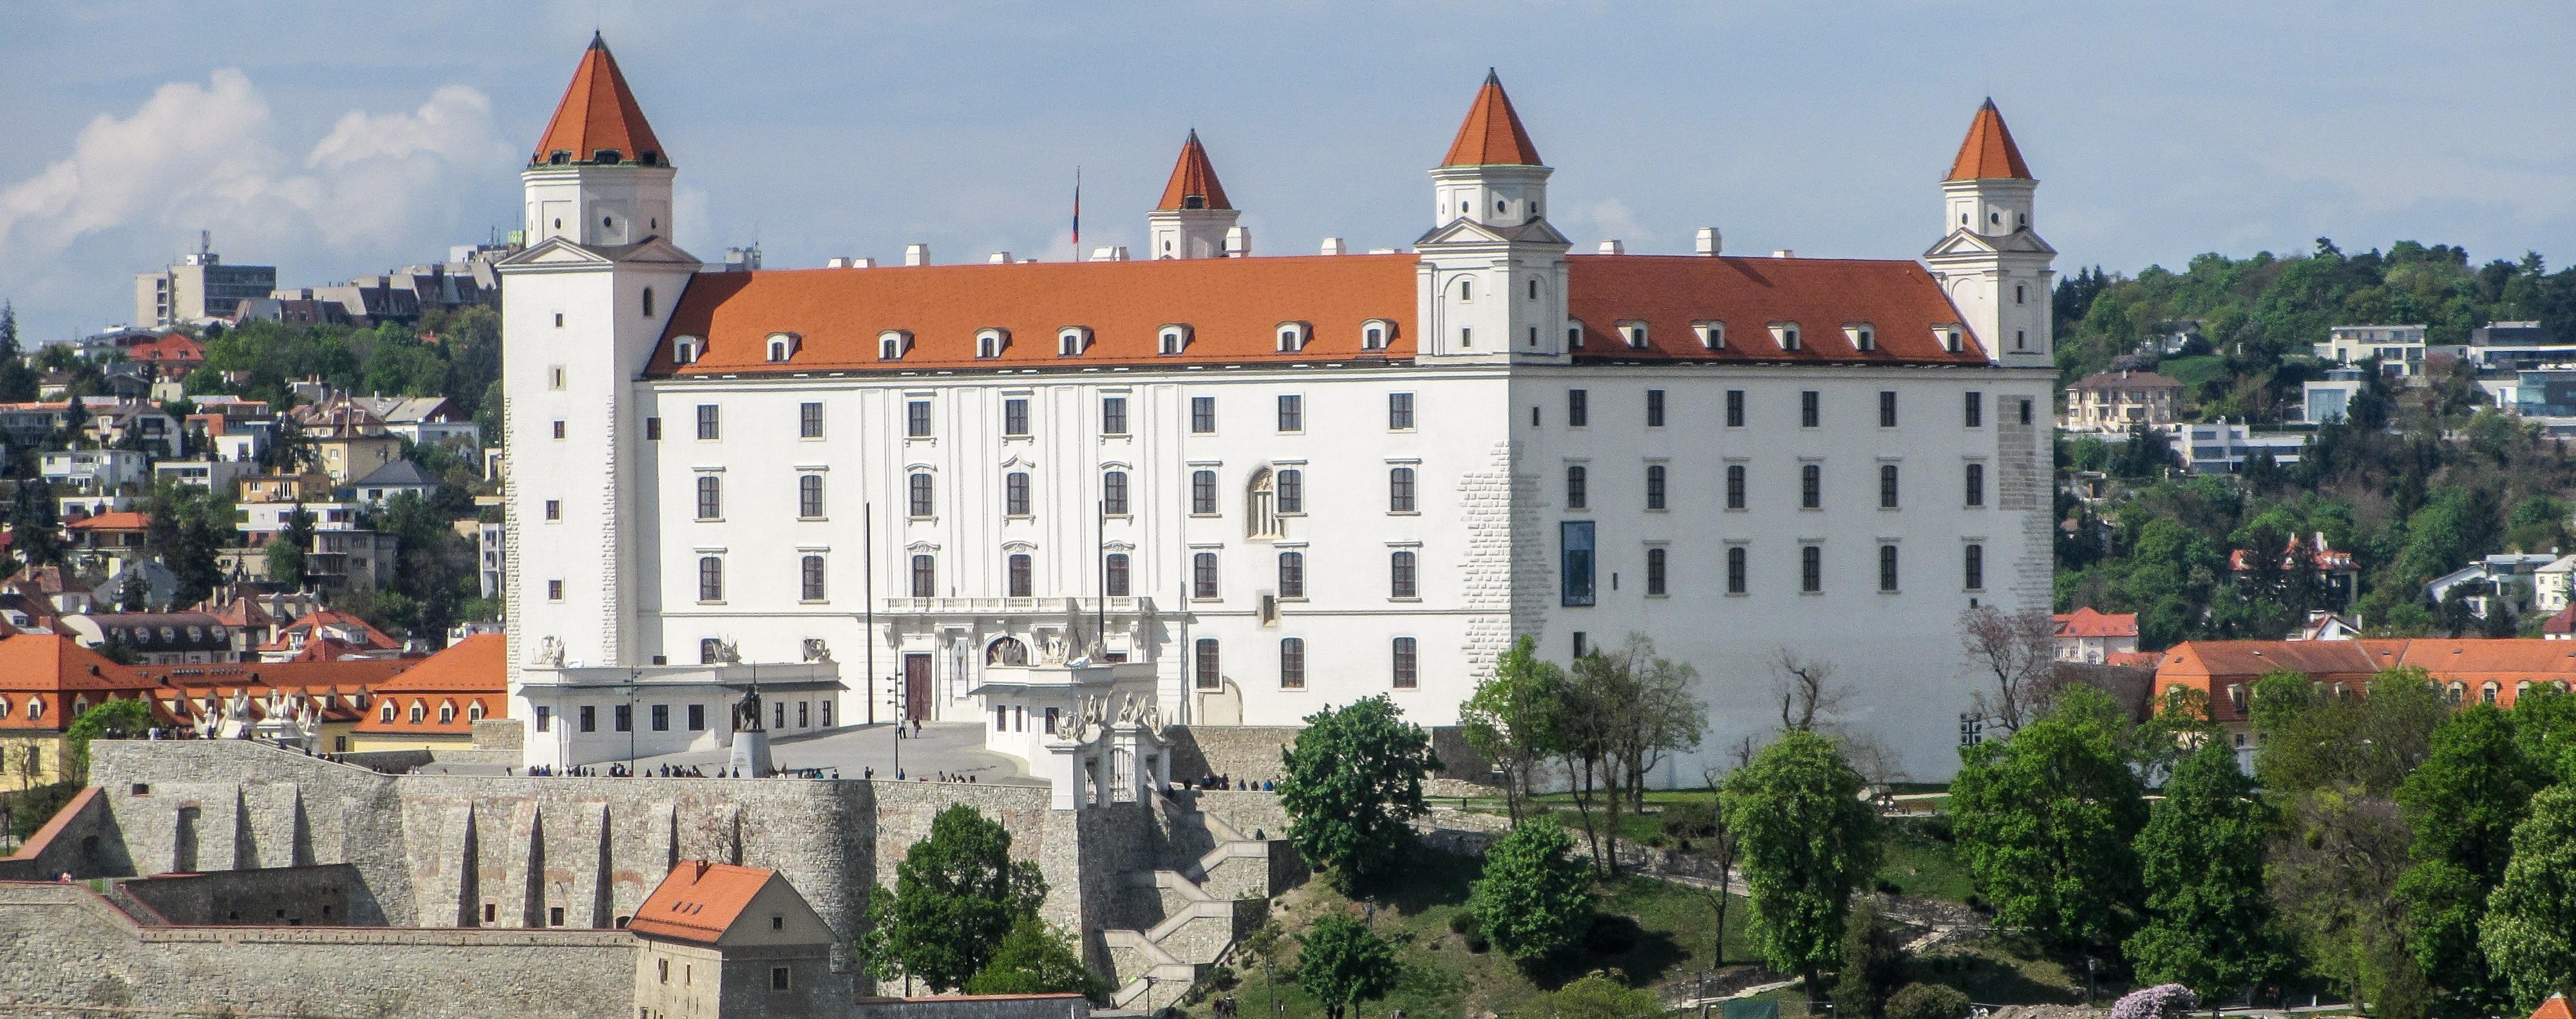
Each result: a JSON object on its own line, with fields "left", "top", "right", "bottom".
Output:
{"left": 616, "top": 721, "right": 1045, "bottom": 785}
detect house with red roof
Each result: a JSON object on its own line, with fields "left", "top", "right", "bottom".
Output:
{"left": 2052, "top": 608, "right": 2139, "bottom": 664}
{"left": 2155, "top": 638, "right": 2576, "bottom": 766}
{"left": 630, "top": 858, "right": 846, "bottom": 1016}
{"left": 0, "top": 634, "right": 161, "bottom": 784}
{"left": 126, "top": 333, "right": 205, "bottom": 379}
{"left": 258, "top": 609, "right": 402, "bottom": 663}
{"left": 348, "top": 633, "right": 502, "bottom": 750}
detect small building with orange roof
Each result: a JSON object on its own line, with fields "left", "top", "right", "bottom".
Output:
{"left": 0, "top": 633, "right": 162, "bottom": 784}
{"left": 2154, "top": 637, "right": 2576, "bottom": 765}
{"left": 349, "top": 633, "right": 504, "bottom": 751}
{"left": 258, "top": 609, "right": 402, "bottom": 663}
{"left": 2052, "top": 607, "right": 2139, "bottom": 663}
{"left": 629, "top": 858, "right": 846, "bottom": 1017}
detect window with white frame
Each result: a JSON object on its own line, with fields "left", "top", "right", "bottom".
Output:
{"left": 1646, "top": 546, "right": 1669, "bottom": 595}
{"left": 1159, "top": 324, "right": 1191, "bottom": 355}
{"left": 1388, "top": 393, "right": 1415, "bottom": 430}
{"left": 1195, "top": 638, "right": 1220, "bottom": 690}
{"left": 1619, "top": 321, "right": 1649, "bottom": 349}
{"left": 698, "top": 556, "right": 724, "bottom": 602}
{"left": 1939, "top": 326, "right": 1963, "bottom": 353}
{"left": 975, "top": 328, "right": 1009, "bottom": 359}
{"left": 911, "top": 554, "right": 936, "bottom": 597}
{"left": 1193, "top": 552, "right": 1219, "bottom": 599}
{"left": 905, "top": 399, "right": 931, "bottom": 438}
{"left": 1278, "top": 550, "right": 1305, "bottom": 599}
{"left": 672, "top": 336, "right": 701, "bottom": 364}
{"left": 1279, "top": 638, "right": 1305, "bottom": 689}
{"left": 1695, "top": 321, "right": 1725, "bottom": 350}
{"left": 1103, "top": 470, "right": 1130, "bottom": 515}
{"left": 1004, "top": 472, "right": 1032, "bottom": 516}
{"left": 1101, "top": 396, "right": 1128, "bottom": 435}
{"left": 1361, "top": 320, "right": 1393, "bottom": 350}
{"left": 1277, "top": 469, "right": 1303, "bottom": 513}
{"left": 1276, "top": 395, "right": 1303, "bottom": 432}
{"left": 798, "top": 474, "right": 824, "bottom": 518}
{"left": 799, "top": 402, "right": 824, "bottom": 438}
{"left": 1567, "top": 321, "right": 1585, "bottom": 349}
{"left": 696, "top": 474, "right": 722, "bottom": 519}
{"left": 765, "top": 333, "right": 799, "bottom": 362}
{"left": 907, "top": 472, "right": 934, "bottom": 516}
{"left": 1191, "top": 470, "right": 1218, "bottom": 514}
{"left": 1846, "top": 323, "right": 1876, "bottom": 352}
{"left": 1390, "top": 550, "right": 1419, "bottom": 599}
{"left": 1007, "top": 554, "right": 1032, "bottom": 597}
{"left": 1002, "top": 397, "right": 1029, "bottom": 437}
{"left": 1276, "top": 322, "right": 1311, "bottom": 352}
{"left": 1057, "top": 326, "right": 1090, "bottom": 357}
{"left": 1388, "top": 467, "right": 1417, "bottom": 513}
{"left": 801, "top": 555, "right": 826, "bottom": 601}
{"left": 1391, "top": 637, "right": 1418, "bottom": 689}
{"left": 878, "top": 330, "right": 910, "bottom": 360}
{"left": 1771, "top": 323, "right": 1801, "bottom": 351}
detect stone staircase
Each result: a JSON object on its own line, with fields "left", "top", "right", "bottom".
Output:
{"left": 1102, "top": 792, "right": 1293, "bottom": 1010}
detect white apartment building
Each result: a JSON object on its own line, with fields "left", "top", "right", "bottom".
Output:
{"left": 2315, "top": 324, "right": 2432, "bottom": 377}
{"left": 499, "top": 42, "right": 2059, "bottom": 780}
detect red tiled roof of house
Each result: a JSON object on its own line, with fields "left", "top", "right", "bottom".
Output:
{"left": 2155, "top": 638, "right": 2576, "bottom": 720}
{"left": 629, "top": 861, "right": 774, "bottom": 945}
{"left": 1155, "top": 130, "right": 1231, "bottom": 212}
{"left": 2069, "top": 370, "right": 2181, "bottom": 391}
{"left": 2053, "top": 607, "right": 2139, "bottom": 639}
{"left": 67, "top": 512, "right": 149, "bottom": 532}
{"left": 2105, "top": 650, "right": 2163, "bottom": 669}
{"left": 127, "top": 334, "right": 205, "bottom": 364}
{"left": 261, "top": 610, "right": 399, "bottom": 653}
{"left": 2546, "top": 606, "right": 2576, "bottom": 636}
{"left": 0, "top": 635, "right": 156, "bottom": 731}
{"left": 1562, "top": 255, "right": 1988, "bottom": 366}
{"left": 531, "top": 33, "right": 666, "bottom": 168}
{"left": 2530, "top": 996, "right": 2574, "bottom": 1019}
{"left": 353, "top": 634, "right": 502, "bottom": 736}
{"left": 1946, "top": 98, "right": 2032, "bottom": 181}
{"left": 1442, "top": 70, "right": 1542, "bottom": 167}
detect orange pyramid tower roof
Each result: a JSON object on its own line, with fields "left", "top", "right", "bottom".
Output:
{"left": 1946, "top": 98, "right": 2031, "bottom": 181}
{"left": 530, "top": 33, "right": 667, "bottom": 168}
{"left": 1155, "top": 130, "right": 1231, "bottom": 211}
{"left": 1441, "top": 70, "right": 1542, "bottom": 167}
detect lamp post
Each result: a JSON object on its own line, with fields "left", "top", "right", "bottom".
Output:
{"left": 624, "top": 668, "right": 639, "bottom": 771}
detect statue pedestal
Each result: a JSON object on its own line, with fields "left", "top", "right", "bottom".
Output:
{"left": 728, "top": 728, "right": 774, "bottom": 776}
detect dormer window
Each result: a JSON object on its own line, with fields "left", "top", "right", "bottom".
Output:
{"left": 878, "top": 330, "right": 911, "bottom": 360}
{"left": 1275, "top": 322, "right": 1311, "bottom": 353}
{"left": 1939, "top": 327, "right": 1964, "bottom": 354}
{"left": 1770, "top": 323, "right": 1801, "bottom": 351}
{"left": 1845, "top": 324, "right": 1876, "bottom": 352}
{"left": 975, "top": 328, "right": 1010, "bottom": 359}
{"left": 1360, "top": 319, "right": 1394, "bottom": 351}
{"left": 1694, "top": 321, "right": 1725, "bottom": 350}
{"left": 1618, "top": 322, "right": 1649, "bottom": 349}
{"left": 1159, "top": 324, "right": 1192, "bottom": 355}
{"left": 765, "top": 333, "right": 800, "bottom": 363}
{"left": 1057, "top": 326, "right": 1092, "bottom": 357}
{"left": 1566, "top": 321, "right": 1586, "bottom": 350}
{"left": 672, "top": 336, "right": 701, "bottom": 365}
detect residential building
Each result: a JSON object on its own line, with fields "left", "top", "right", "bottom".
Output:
{"left": 2155, "top": 638, "right": 2576, "bottom": 768}
{"left": 2547, "top": 605, "right": 2576, "bottom": 640}
{"left": 2461, "top": 320, "right": 2576, "bottom": 372}
{"left": 498, "top": 43, "right": 2058, "bottom": 780}
{"left": 59, "top": 612, "right": 238, "bottom": 664}
{"left": 2293, "top": 610, "right": 2363, "bottom": 641}
{"left": 238, "top": 500, "right": 363, "bottom": 533}
{"left": 0, "top": 635, "right": 160, "bottom": 783}
{"left": 230, "top": 291, "right": 355, "bottom": 328}
{"left": 348, "top": 633, "right": 505, "bottom": 751}
{"left": 2314, "top": 324, "right": 2430, "bottom": 377}
{"left": 2426, "top": 552, "right": 2562, "bottom": 617}
{"left": 66, "top": 511, "right": 150, "bottom": 572}
{"left": 2051, "top": 607, "right": 2137, "bottom": 663}
{"left": 2061, "top": 369, "right": 2181, "bottom": 432}
{"left": 259, "top": 610, "right": 402, "bottom": 663}
{"left": 2228, "top": 532, "right": 2358, "bottom": 610}
{"left": 350, "top": 459, "right": 440, "bottom": 505}
{"left": 2514, "top": 366, "right": 2576, "bottom": 418}
{"left": 2302, "top": 368, "right": 2369, "bottom": 423}
{"left": 124, "top": 333, "right": 205, "bottom": 379}
{"left": 629, "top": 860, "right": 849, "bottom": 1018}
{"left": 238, "top": 471, "right": 337, "bottom": 504}
{"left": 39, "top": 448, "right": 147, "bottom": 491}
{"left": 350, "top": 395, "right": 481, "bottom": 449}
{"left": 138, "top": 657, "right": 408, "bottom": 752}
{"left": 133, "top": 243, "right": 276, "bottom": 327}
{"left": 479, "top": 520, "right": 506, "bottom": 599}
{"left": 2164, "top": 420, "right": 2307, "bottom": 474}
{"left": 2539, "top": 553, "right": 2576, "bottom": 614}
{"left": 154, "top": 458, "right": 255, "bottom": 493}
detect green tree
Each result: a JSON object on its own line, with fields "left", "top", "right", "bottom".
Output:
{"left": 1949, "top": 686, "right": 2148, "bottom": 953}
{"left": 2124, "top": 740, "right": 2280, "bottom": 1004}
{"left": 1720, "top": 730, "right": 1880, "bottom": 1005}
{"left": 64, "top": 697, "right": 151, "bottom": 783}
{"left": 1468, "top": 817, "right": 1594, "bottom": 965}
{"left": 268, "top": 503, "right": 314, "bottom": 590}
{"left": 859, "top": 805, "right": 1046, "bottom": 992}
{"left": 0, "top": 303, "right": 36, "bottom": 403}
{"left": 2480, "top": 783, "right": 2576, "bottom": 1010}
{"left": 1294, "top": 913, "right": 1397, "bottom": 1016}
{"left": 963, "top": 917, "right": 1106, "bottom": 1003}
{"left": 8, "top": 479, "right": 62, "bottom": 570}
{"left": 1278, "top": 696, "right": 1441, "bottom": 890}
{"left": 1517, "top": 974, "right": 1662, "bottom": 1019}
{"left": 1459, "top": 635, "right": 1565, "bottom": 825}
{"left": 2396, "top": 704, "right": 2541, "bottom": 1013}
{"left": 1831, "top": 899, "right": 1909, "bottom": 1019}
{"left": 1885, "top": 983, "right": 1971, "bottom": 1019}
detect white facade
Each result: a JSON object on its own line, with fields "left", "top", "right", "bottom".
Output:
{"left": 41, "top": 449, "right": 147, "bottom": 491}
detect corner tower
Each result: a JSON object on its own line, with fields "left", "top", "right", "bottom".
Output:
{"left": 522, "top": 32, "right": 674, "bottom": 248}
{"left": 1146, "top": 131, "right": 1240, "bottom": 259}
{"left": 1925, "top": 99, "right": 2057, "bottom": 368}
{"left": 1416, "top": 70, "right": 1571, "bottom": 364}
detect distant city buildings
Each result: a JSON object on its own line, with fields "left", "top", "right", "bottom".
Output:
{"left": 2315, "top": 323, "right": 2432, "bottom": 377}
{"left": 133, "top": 239, "right": 276, "bottom": 328}
{"left": 2062, "top": 369, "right": 2181, "bottom": 431}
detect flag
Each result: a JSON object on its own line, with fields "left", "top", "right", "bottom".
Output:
{"left": 1072, "top": 167, "right": 1082, "bottom": 255}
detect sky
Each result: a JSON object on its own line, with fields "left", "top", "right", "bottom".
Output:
{"left": 2, "top": 1, "right": 2571, "bottom": 344}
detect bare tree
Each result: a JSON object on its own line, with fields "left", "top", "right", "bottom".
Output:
{"left": 1560, "top": 634, "right": 1707, "bottom": 877}
{"left": 1694, "top": 738, "right": 1756, "bottom": 968}
{"left": 1770, "top": 648, "right": 1850, "bottom": 732}
{"left": 1957, "top": 604, "right": 2063, "bottom": 735}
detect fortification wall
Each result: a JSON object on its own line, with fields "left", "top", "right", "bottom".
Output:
{"left": 0, "top": 785, "right": 128, "bottom": 881}
{"left": 112, "top": 863, "right": 363, "bottom": 926}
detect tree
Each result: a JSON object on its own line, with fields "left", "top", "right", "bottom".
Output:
{"left": 2395, "top": 704, "right": 2541, "bottom": 1013}
{"left": 11, "top": 743, "right": 39, "bottom": 790}
{"left": 963, "top": 917, "right": 1106, "bottom": 1003}
{"left": 1956, "top": 605, "right": 2060, "bottom": 734}
{"left": 1294, "top": 913, "right": 1397, "bottom": 1017}
{"left": 2124, "top": 740, "right": 2280, "bottom": 1006}
{"left": 1721, "top": 730, "right": 1880, "bottom": 1006}
{"left": 64, "top": 697, "right": 151, "bottom": 783}
{"left": 0, "top": 303, "right": 35, "bottom": 403}
{"left": 859, "top": 805, "right": 1046, "bottom": 992}
{"left": 1520, "top": 974, "right": 1662, "bottom": 1019}
{"left": 1831, "top": 899, "right": 1909, "bottom": 1019}
{"left": 1770, "top": 648, "right": 1849, "bottom": 732}
{"left": 2480, "top": 783, "right": 2576, "bottom": 1011}
{"left": 1949, "top": 686, "right": 2148, "bottom": 953}
{"left": 1885, "top": 983, "right": 1971, "bottom": 1019}
{"left": 1278, "top": 696, "right": 1440, "bottom": 890}
{"left": 269, "top": 502, "right": 314, "bottom": 590}
{"left": 1468, "top": 818, "right": 1594, "bottom": 964}
{"left": 8, "top": 479, "right": 62, "bottom": 570}
{"left": 1554, "top": 635, "right": 1704, "bottom": 876}
{"left": 1459, "top": 636, "right": 1565, "bottom": 825}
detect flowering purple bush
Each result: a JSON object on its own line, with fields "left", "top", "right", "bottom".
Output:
{"left": 2109, "top": 984, "right": 2199, "bottom": 1019}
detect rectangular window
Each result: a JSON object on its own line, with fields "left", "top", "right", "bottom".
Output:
{"left": 771, "top": 968, "right": 790, "bottom": 992}
{"left": 1965, "top": 391, "right": 1983, "bottom": 427}
{"left": 1726, "top": 465, "right": 1747, "bottom": 510}
{"left": 535, "top": 706, "right": 551, "bottom": 733}
{"left": 1191, "top": 470, "right": 1217, "bottom": 514}
{"left": 696, "top": 475, "right": 721, "bottom": 519}
{"left": 650, "top": 704, "right": 670, "bottom": 731}
{"left": 1276, "top": 395, "right": 1303, "bottom": 433}
{"left": 1646, "top": 389, "right": 1666, "bottom": 427}
{"left": 1278, "top": 551, "right": 1305, "bottom": 599}
{"left": 1388, "top": 393, "right": 1415, "bottom": 430}
{"left": 799, "top": 402, "right": 824, "bottom": 438}
{"left": 1799, "top": 391, "right": 1819, "bottom": 428}
{"left": 1105, "top": 553, "right": 1130, "bottom": 597}
{"left": 1190, "top": 396, "right": 1217, "bottom": 434}
{"left": 801, "top": 554, "right": 826, "bottom": 601}
{"left": 1801, "top": 545, "right": 1823, "bottom": 593}
{"left": 548, "top": 579, "right": 564, "bottom": 601}
{"left": 1567, "top": 389, "right": 1589, "bottom": 427}
{"left": 1008, "top": 554, "right": 1032, "bottom": 597}
{"left": 553, "top": 420, "right": 565, "bottom": 440}
{"left": 1280, "top": 638, "right": 1305, "bottom": 689}
{"left": 1388, "top": 467, "right": 1417, "bottom": 512}
{"left": 1195, "top": 638, "right": 1220, "bottom": 690}
{"left": 1880, "top": 544, "right": 1899, "bottom": 592}
{"left": 907, "top": 473, "right": 934, "bottom": 516}
{"left": 1965, "top": 543, "right": 1985, "bottom": 590}
{"left": 579, "top": 706, "right": 596, "bottom": 733}
{"left": 1727, "top": 547, "right": 1748, "bottom": 594}
{"left": 1965, "top": 463, "right": 1985, "bottom": 507}
{"left": 1005, "top": 472, "right": 1031, "bottom": 516}
{"left": 1566, "top": 465, "right": 1587, "bottom": 509}
{"left": 1879, "top": 390, "right": 1897, "bottom": 427}
{"left": 1391, "top": 637, "right": 1419, "bottom": 689}
{"left": 1277, "top": 469, "right": 1303, "bottom": 513}
{"left": 799, "top": 475, "right": 824, "bottom": 518}
{"left": 1003, "top": 397, "right": 1030, "bottom": 437}
{"left": 1726, "top": 389, "right": 1745, "bottom": 428}
{"left": 1102, "top": 471, "right": 1130, "bottom": 515}
{"left": 1101, "top": 396, "right": 1128, "bottom": 435}
{"left": 2020, "top": 398, "right": 2032, "bottom": 425}
{"left": 1193, "top": 552, "right": 1219, "bottom": 599}
{"left": 1801, "top": 463, "right": 1821, "bottom": 509}
{"left": 696, "top": 404, "right": 720, "bottom": 440}
{"left": 1646, "top": 547, "right": 1667, "bottom": 596}
{"left": 544, "top": 499, "right": 561, "bottom": 521}
{"left": 906, "top": 400, "right": 932, "bottom": 438}
{"left": 698, "top": 556, "right": 724, "bottom": 602}
{"left": 1879, "top": 464, "right": 1899, "bottom": 509}
{"left": 614, "top": 704, "right": 632, "bottom": 733}
{"left": 645, "top": 417, "right": 662, "bottom": 440}
{"left": 688, "top": 704, "right": 705, "bottom": 731}
{"left": 1390, "top": 550, "right": 1419, "bottom": 599}
{"left": 1645, "top": 465, "right": 1667, "bottom": 510}
{"left": 911, "top": 554, "right": 936, "bottom": 597}
{"left": 1561, "top": 521, "right": 1596, "bottom": 607}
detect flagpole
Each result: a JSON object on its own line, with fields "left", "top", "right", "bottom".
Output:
{"left": 1072, "top": 167, "right": 1081, "bottom": 261}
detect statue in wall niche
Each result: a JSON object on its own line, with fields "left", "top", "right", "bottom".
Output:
{"left": 987, "top": 637, "right": 1029, "bottom": 666}
{"left": 1041, "top": 630, "right": 1069, "bottom": 666}
{"left": 734, "top": 686, "right": 764, "bottom": 732}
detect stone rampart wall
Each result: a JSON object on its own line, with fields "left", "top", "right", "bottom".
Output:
{"left": 111, "top": 863, "right": 364, "bottom": 926}
{"left": 858, "top": 994, "right": 1094, "bottom": 1019}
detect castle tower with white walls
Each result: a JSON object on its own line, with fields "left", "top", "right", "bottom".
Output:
{"left": 1145, "top": 131, "right": 1240, "bottom": 260}
{"left": 1415, "top": 70, "right": 1571, "bottom": 364}
{"left": 1925, "top": 99, "right": 2058, "bottom": 369}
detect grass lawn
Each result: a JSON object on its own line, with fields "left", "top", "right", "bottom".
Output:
{"left": 2160, "top": 353, "right": 2228, "bottom": 388}
{"left": 1875, "top": 818, "right": 1974, "bottom": 904}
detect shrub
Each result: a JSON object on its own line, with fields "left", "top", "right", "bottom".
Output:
{"left": 1448, "top": 910, "right": 1479, "bottom": 936}
{"left": 1886, "top": 983, "right": 1971, "bottom": 1019}
{"left": 1662, "top": 800, "right": 1720, "bottom": 839}
{"left": 2108, "top": 984, "right": 2197, "bottom": 1019}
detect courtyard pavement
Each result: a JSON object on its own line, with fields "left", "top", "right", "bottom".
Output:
{"left": 615, "top": 721, "right": 1041, "bottom": 785}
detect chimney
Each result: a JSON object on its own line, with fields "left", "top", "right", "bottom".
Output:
{"left": 1319, "top": 237, "right": 1346, "bottom": 256}
{"left": 1696, "top": 227, "right": 1721, "bottom": 256}
{"left": 903, "top": 244, "right": 930, "bottom": 266}
{"left": 1597, "top": 239, "right": 1624, "bottom": 255}
{"left": 1224, "top": 227, "right": 1251, "bottom": 258}
{"left": 1772, "top": 249, "right": 1794, "bottom": 259}
{"left": 987, "top": 252, "right": 1012, "bottom": 265}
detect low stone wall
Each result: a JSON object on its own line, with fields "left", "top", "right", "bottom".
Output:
{"left": 857, "top": 993, "right": 1094, "bottom": 1019}
{"left": 0, "top": 881, "right": 632, "bottom": 1018}
{"left": 111, "top": 863, "right": 365, "bottom": 926}
{"left": 1168, "top": 725, "right": 1504, "bottom": 799}
{"left": 334, "top": 747, "right": 435, "bottom": 772}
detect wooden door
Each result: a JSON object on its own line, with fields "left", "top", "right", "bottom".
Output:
{"left": 903, "top": 653, "right": 931, "bottom": 722}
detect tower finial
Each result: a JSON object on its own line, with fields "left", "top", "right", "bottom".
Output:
{"left": 589, "top": 29, "right": 605, "bottom": 50}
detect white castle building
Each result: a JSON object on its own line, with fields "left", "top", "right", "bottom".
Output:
{"left": 502, "top": 38, "right": 2060, "bottom": 781}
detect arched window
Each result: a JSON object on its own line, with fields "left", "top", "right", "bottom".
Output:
{"left": 907, "top": 472, "right": 934, "bottom": 517}
{"left": 641, "top": 287, "right": 654, "bottom": 318}
{"left": 910, "top": 554, "right": 936, "bottom": 597}
{"left": 764, "top": 333, "right": 799, "bottom": 363}
{"left": 437, "top": 702, "right": 456, "bottom": 724}
{"left": 1007, "top": 554, "right": 1033, "bottom": 597}
{"left": 975, "top": 328, "right": 1009, "bottom": 359}
{"left": 1361, "top": 320, "right": 1392, "bottom": 350}
{"left": 798, "top": 474, "right": 824, "bottom": 519}
{"left": 0, "top": 696, "right": 11, "bottom": 719}
{"left": 1388, "top": 467, "right": 1417, "bottom": 513}
{"left": 1565, "top": 465, "right": 1587, "bottom": 509}
{"left": 1159, "top": 325, "right": 1191, "bottom": 355}
{"left": 672, "top": 337, "right": 700, "bottom": 364}
{"left": 2226, "top": 684, "right": 2246, "bottom": 716}
{"left": 986, "top": 637, "right": 1029, "bottom": 666}
{"left": 878, "top": 330, "right": 911, "bottom": 360}
{"left": 25, "top": 698, "right": 39, "bottom": 722}
{"left": 408, "top": 700, "right": 426, "bottom": 724}
{"left": 1276, "top": 322, "right": 1310, "bottom": 352}
{"left": 2447, "top": 682, "right": 2466, "bottom": 706}
{"left": 698, "top": 556, "right": 724, "bottom": 602}
{"left": 1390, "top": 550, "right": 1419, "bottom": 599}
{"left": 2483, "top": 682, "right": 2500, "bottom": 705}
{"left": 468, "top": 701, "right": 486, "bottom": 722}
{"left": 1246, "top": 469, "right": 1280, "bottom": 539}
{"left": 380, "top": 701, "right": 394, "bottom": 723}
{"left": 696, "top": 474, "right": 722, "bottom": 519}
{"left": 801, "top": 555, "right": 826, "bottom": 601}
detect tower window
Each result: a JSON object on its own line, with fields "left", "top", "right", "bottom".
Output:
{"left": 799, "top": 474, "right": 824, "bottom": 518}
{"left": 1390, "top": 551, "right": 1418, "bottom": 599}
{"left": 698, "top": 557, "right": 724, "bottom": 603}
{"left": 1196, "top": 638, "right": 1221, "bottom": 689}
{"left": 641, "top": 288, "right": 654, "bottom": 317}
{"left": 1566, "top": 465, "right": 1587, "bottom": 509}
{"left": 907, "top": 472, "right": 934, "bottom": 516}
{"left": 1879, "top": 545, "right": 1900, "bottom": 592}
{"left": 1278, "top": 551, "right": 1305, "bottom": 599}
{"left": 1102, "top": 470, "right": 1129, "bottom": 515}
{"left": 1106, "top": 553, "right": 1130, "bottom": 597}
{"left": 1193, "top": 552, "right": 1219, "bottom": 599}
{"left": 1004, "top": 472, "right": 1031, "bottom": 516}
{"left": 1280, "top": 639, "right": 1305, "bottom": 689}
{"left": 1801, "top": 545, "right": 1823, "bottom": 594}
{"left": 1727, "top": 546, "right": 1748, "bottom": 594}
{"left": 1388, "top": 467, "right": 1417, "bottom": 513}
{"left": 2015, "top": 283, "right": 2026, "bottom": 304}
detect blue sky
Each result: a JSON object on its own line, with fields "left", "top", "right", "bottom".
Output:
{"left": 3, "top": 1, "right": 2570, "bottom": 343}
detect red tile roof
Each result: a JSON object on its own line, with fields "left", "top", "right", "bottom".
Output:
{"left": 1563, "top": 255, "right": 1987, "bottom": 366}
{"left": 1442, "top": 70, "right": 1542, "bottom": 167}
{"left": 0, "top": 635, "right": 156, "bottom": 731}
{"left": 1947, "top": 99, "right": 2032, "bottom": 181}
{"left": 127, "top": 334, "right": 205, "bottom": 364}
{"left": 2547, "top": 605, "right": 2576, "bottom": 636}
{"left": 67, "top": 512, "right": 149, "bottom": 532}
{"left": 1155, "top": 130, "right": 1231, "bottom": 212}
{"left": 2054, "top": 607, "right": 2139, "bottom": 639}
{"left": 2155, "top": 638, "right": 2576, "bottom": 720}
{"left": 2069, "top": 370, "right": 2181, "bottom": 391}
{"left": 531, "top": 33, "right": 666, "bottom": 168}
{"left": 261, "top": 610, "right": 399, "bottom": 654}
{"left": 630, "top": 861, "right": 775, "bottom": 945}
{"left": 354, "top": 634, "right": 503, "bottom": 736}
{"left": 2531, "top": 996, "right": 2575, "bottom": 1019}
